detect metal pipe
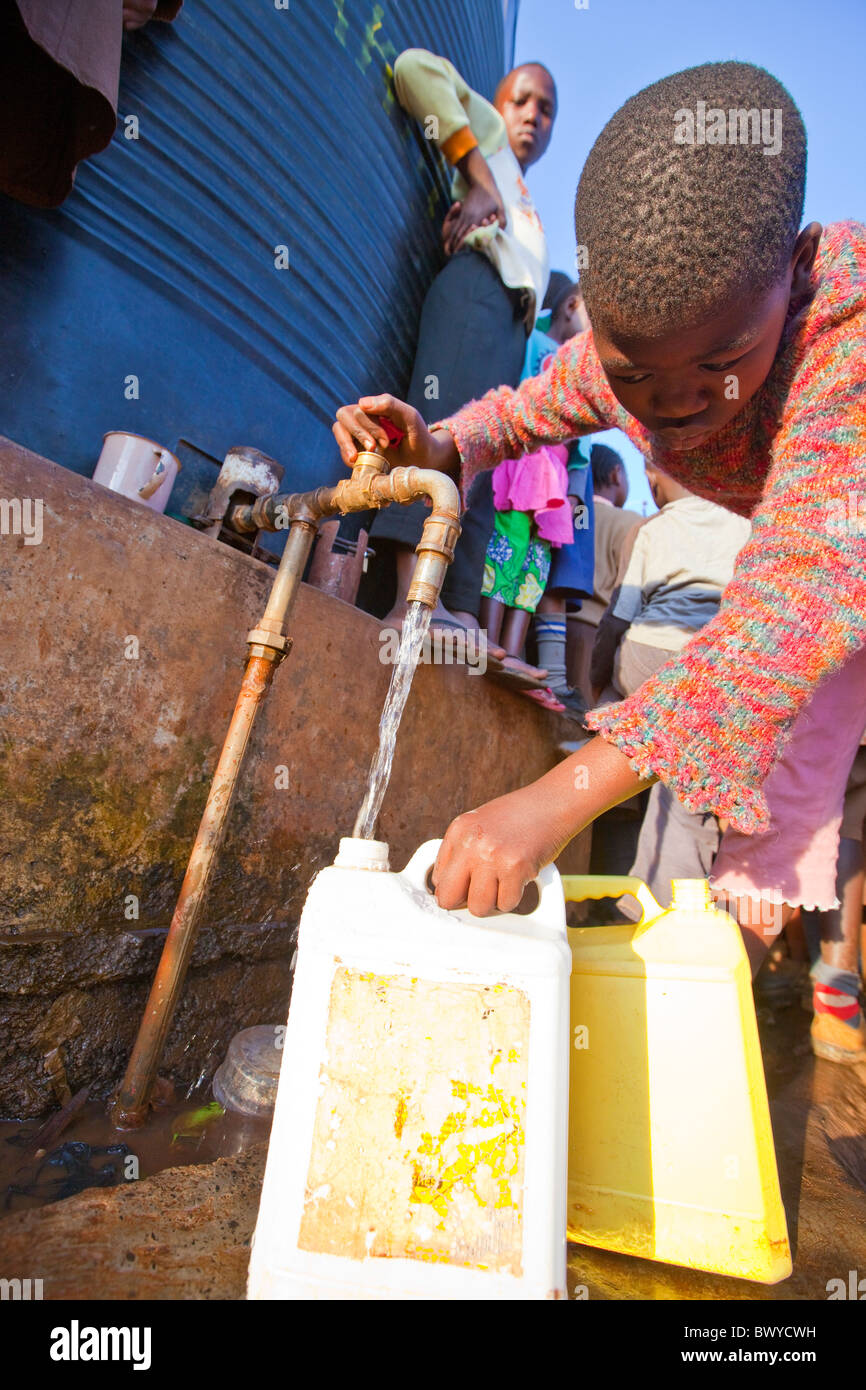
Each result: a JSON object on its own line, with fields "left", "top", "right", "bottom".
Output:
{"left": 228, "top": 460, "right": 462, "bottom": 610}
{"left": 112, "top": 453, "right": 460, "bottom": 1127}
{"left": 112, "top": 520, "right": 318, "bottom": 1128}
{"left": 112, "top": 652, "right": 281, "bottom": 1127}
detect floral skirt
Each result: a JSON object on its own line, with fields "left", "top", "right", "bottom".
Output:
{"left": 481, "top": 509, "right": 551, "bottom": 612}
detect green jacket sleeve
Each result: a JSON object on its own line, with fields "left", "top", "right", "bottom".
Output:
{"left": 393, "top": 48, "right": 506, "bottom": 161}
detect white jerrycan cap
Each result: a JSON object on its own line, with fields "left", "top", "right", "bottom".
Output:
{"left": 333, "top": 836, "right": 390, "bottom": 871}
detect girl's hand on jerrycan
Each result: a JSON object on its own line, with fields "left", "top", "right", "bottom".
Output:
{"left": 433, "top": 782, "right": 569, "bottom": 918}
{"left": 333, "top": 394, "right": 459, "bottom": 478}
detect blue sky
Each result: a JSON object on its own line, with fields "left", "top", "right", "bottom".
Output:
{"left": 515, "top": 0, "right": 865, "bottom": 513}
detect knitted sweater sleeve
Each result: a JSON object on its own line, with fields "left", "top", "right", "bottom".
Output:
{"left": 432, "top": 330, "right": 619, "bottom": 497}
{"left": 585, "top": 322, "right": 866, "bottom": 834}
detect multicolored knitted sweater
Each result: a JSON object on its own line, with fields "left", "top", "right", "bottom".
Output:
{"left": 435, "top": 221, "right": 866, "bottom": 834}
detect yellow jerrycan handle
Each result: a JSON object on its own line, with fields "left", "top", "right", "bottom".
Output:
{"left": 560, "top": 875, "right": 662, "bottom": 925}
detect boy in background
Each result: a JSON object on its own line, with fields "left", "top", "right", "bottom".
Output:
{"left": 591, "top": 463, "right": 751, "bottom": 909}
{"left": 369, "top": 48, "right": 556, "bottom": 635}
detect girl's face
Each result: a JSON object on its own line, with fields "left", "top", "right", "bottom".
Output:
{"left": 589, "top": 224, "right": 821, "bottom": 451}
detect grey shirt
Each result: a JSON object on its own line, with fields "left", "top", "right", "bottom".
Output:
{"left": 611, "top": 495, "right": 752, "bottom": 651}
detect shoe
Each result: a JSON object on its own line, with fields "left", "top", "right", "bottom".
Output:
{"left": 811, "top": 1009, "right": 866, "bottom": 1064}
{"left": 547, "top": 685, "right": 589, "bottom": 723}
{"left": 755, "top": 954, "right": 808, "bottom": 1004}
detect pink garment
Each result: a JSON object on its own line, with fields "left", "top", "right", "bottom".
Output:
{"left": 491, "top": 444, "right": 573, "bottom": 546}
{"left": 711, "top": 642, "right": 866, "bottom": 911}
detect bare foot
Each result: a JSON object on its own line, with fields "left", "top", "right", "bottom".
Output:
{"left": 523, "top": 687, "right": 565, "bottom": 712}
{"left": 380, "top": 600, "right": 457, "bottom": 631}
{"left": 382, "top": 604, "right": 509, "bottom": 668}
{"left": 502, "top": 654, "right": 548, "bottom": 681}
{"left": 449, "top": 609, "right": 479, "bottom": 631}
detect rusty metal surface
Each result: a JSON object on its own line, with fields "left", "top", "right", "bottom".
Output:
{"left": 196, "top": 447, "right": 283, "bottom": 527}
{"left": 306, "top": 520, "right": 370, "bottom": 605}
{"left": 116, "top": 450, "right": 461, "bottom": 1123}
{"left": 0, "top": 439, "right": 589, "bottom": 1115}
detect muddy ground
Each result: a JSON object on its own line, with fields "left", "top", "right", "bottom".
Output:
{"left": 0, "top": 995, "right": 863, "bottom": 1300}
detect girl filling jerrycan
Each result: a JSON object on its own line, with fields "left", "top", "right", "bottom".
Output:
{"left": 247, "top": 837, "right": 572, "bottom": 1301}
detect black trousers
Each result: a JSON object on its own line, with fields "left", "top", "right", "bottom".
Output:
{"left": 370, "top": 248, "right": 527, "bottom": 615}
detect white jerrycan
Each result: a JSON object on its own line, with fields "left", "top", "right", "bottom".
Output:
{"left": 247, "top": 837, "right": 571, "bottom": 1300}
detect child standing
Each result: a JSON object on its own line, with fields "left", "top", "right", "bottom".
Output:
{"left": 480, "top": 439, "right": 574, "bottom": 710}
{"left": 334, "top": 62, "right": 866, "bottom": 1051}
{"left": 481, "top": 273, "right": 593, "bottom": 717}
{"left": 368, "top": 47, "right": 556, "bottom": 634}
{"left": 592, "top": 463, "right": 751, "bottom": 909}
{"left": 533, "top": 276, "right": 597, "bottom": 718}
{"left": 568, "top": 445, "right": 643, "bottom": 703}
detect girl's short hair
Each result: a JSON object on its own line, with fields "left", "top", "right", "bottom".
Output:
{"left": 575, "top": 61, "right": 807, "bottom": 334}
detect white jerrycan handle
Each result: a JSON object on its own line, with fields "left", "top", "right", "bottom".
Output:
{"left": 401, "top": 838, "right": 564, "bottom": 922}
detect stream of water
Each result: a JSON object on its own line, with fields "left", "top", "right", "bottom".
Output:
{"left": 353, "top": 601, "right": 432, "bottom": 839}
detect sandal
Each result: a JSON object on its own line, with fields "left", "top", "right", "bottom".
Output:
{"left": 546, "top": 686, "right": 590, "bottom": 722}
{"left": 485, "top": 656, "right": 550, "bottom": 692}
{"left": 523, "top": 687, "right": 567, "bottom": 713}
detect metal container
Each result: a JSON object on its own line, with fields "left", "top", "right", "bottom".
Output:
{"left": 307, "top": 519, "right": 372, "bottom": 604}
{"left": 93, "top": 432, "right": 180, "bottom": 513}
{"left": 0, "top": 0, "right": 511, "bottom": 496}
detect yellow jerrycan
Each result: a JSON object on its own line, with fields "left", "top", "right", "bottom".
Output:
{"left": 561, "top": 875, "right": 791, "bottom": 1284}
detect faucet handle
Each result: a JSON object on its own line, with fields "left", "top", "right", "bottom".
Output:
{"left": 370, "top": 414, "right": 405, "bottom": 448}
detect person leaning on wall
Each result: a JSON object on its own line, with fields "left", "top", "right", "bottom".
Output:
{"left": 366, "top": 47, "right": 557, "bottom": 637}
{"left": 0, "top": 0, "right": 182, "bottom": 209}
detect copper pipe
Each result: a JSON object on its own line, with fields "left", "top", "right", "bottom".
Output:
{"left": 112, "top": 653, "right": 280, "bottom": 1127}
{"left": 112, "top": 453, "right": 459, "bottom": 1127}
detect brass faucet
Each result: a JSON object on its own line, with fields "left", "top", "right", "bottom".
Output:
{"left": 112, "top": 451, "right": 460, "bottom": 1127}
{"left": 230, "top": 452, "right": 461, "bottom": 647}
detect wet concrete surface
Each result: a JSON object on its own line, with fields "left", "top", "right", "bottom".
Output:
{"left": 1, "top": 993, "right": 864, "bottom": 1300}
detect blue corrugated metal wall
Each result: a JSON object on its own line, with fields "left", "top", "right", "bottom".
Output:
{"left": 0, "top": 0, "right": 509, "bottom": 494}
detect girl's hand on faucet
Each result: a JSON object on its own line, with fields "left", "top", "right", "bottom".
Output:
{"left": 333, "top": 394, "right": 459, "bottom": 477}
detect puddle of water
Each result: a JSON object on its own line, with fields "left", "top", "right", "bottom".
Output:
{"left": 0, "top": 1098, "right": 272, "bottom": 1217}
{"left": 353, "top": 601, "right": 432, "bottom": 840}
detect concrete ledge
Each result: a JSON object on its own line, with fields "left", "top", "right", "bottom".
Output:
{"left": 0, "top": 438, "right": 589, "bottom": 1114}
